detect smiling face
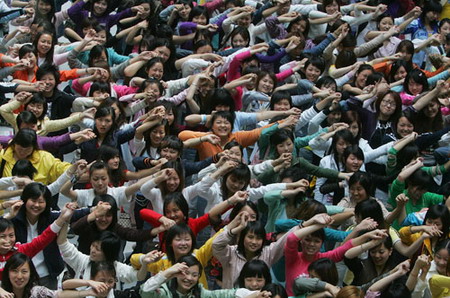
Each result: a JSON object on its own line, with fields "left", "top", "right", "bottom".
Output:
{"left": 243, "top": 231, "right": 263, "bottom": 254}
{"left": 440, "top": 22, "right": 450, "bottom": 39}
{"left": 165, "top": 169, "right": 181, "bottom": 193}
{"left": 355, "top": 69, "right": 372, "bottom": 89}
{"left": 37, "top": 0, "right": 52, "bottom": 15}
{"left": 93, "top": 0, "right": 108, "bottom": 16}
{"left": 90, "top": 168, "right": 109, "bottom": 195}
{"left": 369, "top": 243, "right": 392, "bottom": 266}
{"left": 345, "top": 153, "right": 363, "bottom": 172}
{"left": 165, "top": 202, "right": 185, "bottom": 224}
{"left": 37, "top": 34, "right": 52, "bottom": 56}
{"left": 147, "top": 62, "right": 164, "bottom": 80}
{"left": 0, "top": 227, "right": 16, "bottom": 253}
{"left": 40, "top": 73, "right": 56, "bottom": 94}
{"left": 434, "top": 248, "right": 449, "bottom": 275}
{"left": 408, "top": 79, "right": 423, "bottom": 95}
{"left": 379, "top": 94, "right": 397, "bottom": 118}
{"left": 244, "top": 276, "right": 265, "bottom": 291}
{"left": 228, "top": 146, "right": 242, "bottom": 162}
{"left": 9, "top": 261, "right": 30, "bottom": 291}
{"left": 325, "top": 0, "right": 339, "bottom": 14}
{"left": 300, "top": 234, "right": 322, "bottom": 256}
{"left": 26, "top": 102, "right": 44, "bottom": 119}
{"left": 95, "top": 213, "right": 113, "bottom": 231}
{"left": 176, "top": 264, "right": 200, "bottom": 294}
{"left": 154, "top": 46, "right": 171, "bottom": 62}
{"left": 150, "top": 125, "right": 166, "bottom": 147}
{"left": 273, "top": 98, "right": 291, "bottom": 111}
{"left": 305, "top": 64, "right": 321, "bottom": 82}
{"left": 231, "top": 33, "right": 248, "bottom": 48}
{"left": 349, "top": 181, "right": 368, "bottom": 203}
{"left": 171, "top": 233, "right": 192, "bottom": 257}
{"left": 396, "top": 116, "right": 414, "bottom": 137}
{"left": 25, "top": 195, "right": 46, "bottom": 220}
{"left": 23, "top": 52, "right": 37, "bottom": 69}
{"left": 93, "top": 270, "right": 115, "bottom": 298}
{"left": 378, "top": 16, "right": 393, "bottom": 31}
{"left": 212, "top": 116, "right": 232, "bottom": 138}
{"left": 394, "top": 66, "right": 407, "bottom": 81}
{"left": 257, "top": 75, "right": 274, "bottom": 94}
{"left": 144, "top": 83, "right": 161, "bottom": 102}
{"left": 225, "top": 174, "right": 246, "bottom": 195}
{"left": 423, "top": 101, "right": 440, "bottom": 118}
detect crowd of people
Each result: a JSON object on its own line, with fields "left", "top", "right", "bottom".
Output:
{"left": 0, "top": 0, "right": 448, "bottom": 296}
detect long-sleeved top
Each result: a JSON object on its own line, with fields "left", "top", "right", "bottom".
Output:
{"left": 284, "top": 232, "right": 354, "bottom": 296}
{"left": 212, "top": 226, "right": 293, "bottom": 289}
{"left": 263, "top": 190, "right": 345, "bottom": 232}
{"left": 178, "top": 126, "right": 269, "bottom": 161}
{"left": 0, "top": 222, "right": 61, "bottom": 279}
{"left": 140, "top": 176, "right": 215, "bottom": 215}
{"left": 71, "top": 214, "right": 154, "bottom": 255}
{"left": 58, "top": 240, "right": 138, "bottom": 283}
{"left": 0, "top": 147, "right": 71, "bottom": 184}
{"left": 140, "top": 208, "right": 210, "bottom": 252}
{"left": 132, "top": 156, "right": 213, "bottom": 177}
{"left": 388, "top": 178, "right": 444, "bottom": 229}
{"left": 0, "top": 98, "right": 82, "bottom": 136}
{"left": 67, "top": 0, "right": 133, "bottom": 34}
{"left": 12, "top": 206, "right": 89, "bottom": 280}
{"left": 130, "top": 230, "right": 223, "bottom": 289}
{"left": 0, "top": 133, "right": 72, "bottom": 151}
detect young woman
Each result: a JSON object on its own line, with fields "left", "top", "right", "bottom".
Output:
{"left": 284, "top": 213, "right": 387, "bottom": 296}
{"left": 237, "top": 260, "right": 271, "bottom": 291}
{"left": 97, "top": 145, "right": 156, "bottom": 187}
{"left": 0, "top": 92, "right": 94, "bottom": 136}
{"left": 57, "top": 223, "right": 147, "bottom": 284}
{"left": 71, "top": 194, "right": 155, "bottom": 255}
{"left": 399, "top": 204, "right": 450, "bottom": 257}
{"left": 0, "top": 129, "right": 72, "bottom": 185}
{"left": 0, "top": 203, "right": 74, "bottom": 279}
{"left": 130, "top": 223, "right": 222, "bottom": 289}
{"left": 139, "top": 191, "right": 248, "bottom": 251}
{"left": 212, "top": 213, "right": 297, "bottom": 288}
{"left": 139, "top": 255, "right": 256, "bottom": 297}
{"left": 61, "top": 160, "right": 155, "bottom": 209}
{"left": 179, "top": 111, "right": 272, "bottom": 160}
{"left": 9, "top": 165, "right": 88, "bottom": 289}
{"left": 139, "top": 161, "right": 217, "bottom": 215}
{"left": 0, "top": 254, "right": 61, "bottom": 298}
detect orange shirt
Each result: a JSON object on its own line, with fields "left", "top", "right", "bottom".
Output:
{"left": 178, "top": 125, "right": 270, "bottom": 160}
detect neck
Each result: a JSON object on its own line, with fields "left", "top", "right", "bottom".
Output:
{"left": 27, "top": 213, "right": 38, "bottom": 225}
{"left": 245, "top": 251, "right": 256, "bottom": 261}
{"left": 304, "top": 253, "right": 315, "bottom": 262}
{"left": 13, "top": 288, "right": 24, "bottom": 298}
{"left": 177, "top": 285, "right": 190, "bottom": 295}
{"left": 42, "top": 90, "right": 54, "bottom": 97}
{"left": 378, "top": 114, "right": 390, "bottom": 121}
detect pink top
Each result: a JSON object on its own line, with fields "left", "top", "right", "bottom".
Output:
{"left": 72, "top": 80, "right": 138, "bottom": 98}
{"left": 284, "top": 232, "right": 354, "bottom": 296}
{"left": 400, "top": 91, "right": 416, "bottom": 107}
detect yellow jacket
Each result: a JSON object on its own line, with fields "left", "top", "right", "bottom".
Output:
{"left": 0, "top": 146, "right": 71, "bottom": 184}
{"left": 429, "top": 274, "right": 450, "bottom": 298}
{"left": 130, "top": 229, "right": 223, "bottom": 289}
{"left": 399, "top": 226, "right": 433, "bottom": 257}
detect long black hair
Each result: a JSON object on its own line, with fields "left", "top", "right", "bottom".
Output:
{"left": 168, "top": 255, "right": 202, "bottom": 298}
{"left": 2, "top": 253, "right": 38, "bottom": 298}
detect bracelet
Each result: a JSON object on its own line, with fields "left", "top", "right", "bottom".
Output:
{"left": 200, "top": 114, "right": 207, "bottom": 125}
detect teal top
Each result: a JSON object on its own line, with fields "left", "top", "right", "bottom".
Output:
{"left": 263, "top": 190, "right": 346, "bottom": 233}
{"left": 140, "top": 283, "right": 238, "bottom": 298}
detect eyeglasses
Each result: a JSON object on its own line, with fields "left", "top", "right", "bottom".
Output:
{"left": 381, "top": 99, "right": 396, "bottom": 107}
